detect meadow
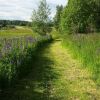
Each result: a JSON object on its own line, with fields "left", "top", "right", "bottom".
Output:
{"left": 0, "top": 26, "right": 52, "bottom": 91}
{"left": 1, "top": 0, "right": 100, "bottom": 99}
{"left": 0, "top": 27, "right": 100, "bottom": 100}
{"left": 0, "top": 26, "right": 36, "bottom": 38}
{"left": 62, "top": 33, "right": 100, "bottom": 85}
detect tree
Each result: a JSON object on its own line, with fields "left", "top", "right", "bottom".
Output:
{"left": 54, "top": 5, "right": 63, "bottom": 31}
{"left": 31, "top": 0, "right": 51, "bottom": 35}
{"left": 60, "top": 0, "right": 100, "bottom": 34}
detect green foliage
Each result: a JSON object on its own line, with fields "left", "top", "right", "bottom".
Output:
{"left": 62, "top": 33, "right": 100, "bottom": 85}
{"left": 0, "top": 35, "right": 52, "bottom": 90}
{"left": 32, "top": 0, "right": 52, "bottom": 35}
{"left": 54, "top": 5, "right": 63, "bottom": 31}
{"left": 60, "top": 0, "right": 100, "bottom": 34}
{"left": 0, "top": 26, "right": 36, "bottom": 38}
{"left": 0, "top": 20, "right": 31, "bottom": 29}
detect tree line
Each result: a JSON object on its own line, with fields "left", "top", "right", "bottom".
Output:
{"left": 54, "top": 0, "right": 100, "bottom": 34}
{"left": 32, "top": 0, "right": 100, "bottom": 35}
{"left": 1, "top": 0, "right": 100, "bottom": 35}
{"left": 0, "top": 20, "right": 31, "bottom": 29}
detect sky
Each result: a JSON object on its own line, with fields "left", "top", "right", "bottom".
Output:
{"left": 0, "top": 0, "right": 68, "bottom": 21}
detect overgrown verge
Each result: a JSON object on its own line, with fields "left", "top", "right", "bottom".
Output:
{"left": 62, "top": 33, "right": 100, "bottom": 85}
{"left": 0, "top": 35, "right": 52, "bottom": 91}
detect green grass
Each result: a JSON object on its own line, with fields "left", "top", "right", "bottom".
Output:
{"left": 0, "top": 26, "right": 52, "bottom": 91}
{"left": 1, "top": 41, "right": 100, "bottom": 100}
{"left": 62, "top": 33, "right": 100, "bottom": 85}
{"left": 0, "top": 27, "right": 100, "bottom": 99}
{"left": 0, "top": 26, "right": 38, "bottom": 38}
{"left": 0, "top": 34, "right": 52, "bottom": 91}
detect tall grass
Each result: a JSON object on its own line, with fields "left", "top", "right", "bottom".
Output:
{"left": 0, "top": 34, "right": 52, "bottom": 90}
{"left": 62, "top": 33, "right": 100, "bottom": 85}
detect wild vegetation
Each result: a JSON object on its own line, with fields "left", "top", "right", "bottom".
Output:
{"left": 0, "top": 0, "right": 100, "bottom": 99}
{"left": 0, "top": 20, "right": 31, "bottom": 29}
{"left": 60, "top": 0, "right": 100, "bottom": 34}
{"left": 0, "top": 27, "right": 34, "bottom": 38}
{"left": 53, "top": 0, "right": 100, "bottom": 86}
{"left": 0, "top": 28, "right": 51, "bottom": 90}
{"left": 0, "top": 0, "right": 53, "bottom": 92}
{"left": 54, "top": 5, "right": 63, "bottom": 31}
{"left": 31, "top": 0, "right": 52, "bottom": 35}
{"left": 62, "top": 34, "right": 100, "bottom": 85}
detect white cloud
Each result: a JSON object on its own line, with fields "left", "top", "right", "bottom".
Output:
{"left": 0, "top": 0, "right": 68, "bottom": 21}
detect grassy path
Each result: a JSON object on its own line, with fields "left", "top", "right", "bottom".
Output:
{"left": 2, "top": 40, "right": 100, "bottom": 100}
